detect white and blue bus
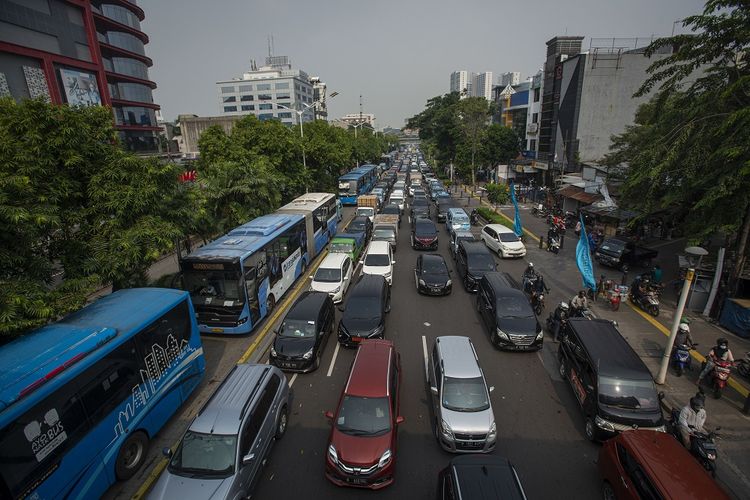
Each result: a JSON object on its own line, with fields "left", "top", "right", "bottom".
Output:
{"left": 181, "top": 213, "right": 309, "bottom": 334}
{"left": 337, "top": 165, "right": 378, "bottom": 205}
{"left": 0, "top": 288, "right": 205, "bottom": 500}
{"left": 277, "top": 193, "right": 339, "bottom": 257}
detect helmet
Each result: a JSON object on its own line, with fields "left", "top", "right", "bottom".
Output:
{"left": 528, "top": 262, "right": 534, "bottom": 268}
{"left": 560, "top": 302, "right": 570, "bottom": 311}
{"left": 678, "top": 323, "right": 690, "bottom": 334}
{"left": 690, "top": 396, "right": 705, "bottom": 412}
{"left": 680, "top": 316, "right": 691, "bottom": 325}
{"left": 717, "top": 337, "right": 728, "bottom": 348}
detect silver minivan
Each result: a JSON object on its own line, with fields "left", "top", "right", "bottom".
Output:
{"left": 149, "top": 364, "right": 290, "bottom": 500}
{"left": 428, "top": 336, "right": 496, "bottom": 453}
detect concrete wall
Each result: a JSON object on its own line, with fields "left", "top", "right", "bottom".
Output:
{"left": 180, "top": 115, "right": 241, "bottom": 154}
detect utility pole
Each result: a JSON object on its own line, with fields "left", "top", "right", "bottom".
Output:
{"left": 656, "top": 268, "right": 695, "bottom": 384}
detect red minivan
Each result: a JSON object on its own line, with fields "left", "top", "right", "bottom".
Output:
{"left": 325, "top": 339, "right": 403, "bottom": 489}
{"left": 598, "top": 430, "right": 730, "bottom": 500}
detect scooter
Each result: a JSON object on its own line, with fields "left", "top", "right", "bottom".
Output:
{"left": 546, "top": 306, "right": 568, "bottom": 341}
{"left": 672, "top": 343, "right": 697, "bottom": 377}
{"left": 531, "top": 291, "right": 545, "bottom": 316}
{"left": 736, "top": 351, "right": 750, "bottom": 379}
{"left": 702, "top": 358, "right": 733, "bottom": 399}
{"left": 532, "top": 204, "right": 547, "bottom": 218}
{"left": 629, "top": 290, "right": 660, "bottom": 316}
{"left": 547, "top": 235, "right": 560, "bottom": 254}
{"left": 470, "top": 210, "right": 479, "bottom": 226}
{"left": 669, "top": 408, "right": 720, "bottom": 477}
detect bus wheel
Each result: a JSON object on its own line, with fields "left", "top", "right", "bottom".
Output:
{"left": 266, "top": 295, "right": 276, "bottom": 314}
{"left": 115, "top": 431, "right": 149, "bottom": 481}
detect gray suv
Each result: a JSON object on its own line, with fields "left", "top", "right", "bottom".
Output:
{"left": 149, "top": 364, "right": 290, "bottom": 499}
{"left": 428, "top": 336, "right": 496, "bottom": 453}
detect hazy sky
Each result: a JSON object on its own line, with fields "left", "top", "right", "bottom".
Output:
{"left": 141, "top": 0, "right": 705, "bottom": 129}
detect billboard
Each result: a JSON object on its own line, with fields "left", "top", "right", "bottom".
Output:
{"left": 59, "top": 68, "right": 101, "bottom": 107}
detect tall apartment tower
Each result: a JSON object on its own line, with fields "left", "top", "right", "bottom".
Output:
{"left": 472, "top": 72, "right": 493, "bottom": 100}
{"left": 450, "top": 70, "right": 473, "bottom": 97}
{"left": 500, "top": 71, "right": 521, "bottom": 87}
{"left": 0, "top": 0, "right": 161, "bottom": 152}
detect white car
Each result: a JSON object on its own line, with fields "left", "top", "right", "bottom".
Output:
{"left": 360, "top": 240, "right": 395, "bottom": 285}
{"left": 310, "top": 253, "right": 352, "bottom": 303}
{"left": 356, "top": 206, "right": 376, "bottom": 223}
{"left": 480, "top": 224, "right": 527, "bottom": 258}
{"left": 389, "top": 191, "right": 405, "bottom": 213}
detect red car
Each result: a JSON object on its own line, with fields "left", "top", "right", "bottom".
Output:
{"left": 598, "top": 430, "right": 730, "bottom": 500}
{"left": 325, "top": 339, "right": 403, "bottom": 489}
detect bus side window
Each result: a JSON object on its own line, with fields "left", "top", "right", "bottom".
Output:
{"left": 134, "top": 301, "right": 191, "bottom": 375}
{"left": 79, "top": 341, "right": 139, "bottom": 424}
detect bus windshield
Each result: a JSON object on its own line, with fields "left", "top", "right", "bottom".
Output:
{"left": 183, "top": 269, "right": 244, "bottom": 304}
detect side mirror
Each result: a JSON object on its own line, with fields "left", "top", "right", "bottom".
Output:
{"left": 430, "top": 386, "right": 438, "bottom": 395}
{"left": 325, "top": 410, "right": 334, "bottom": 420}
{"left": 658, "top": 391, "right": 665, "bottom": 401}
{"left": 308, "top": 275, "right": 314, "bottom": 279}
{"left": 242, "top": 453, "right": 255, "bottom": 465}
{"left": 359, "top": 260, "right": 364, "bottom": 265}
{"left": 396, "top": 416, "right": 405, "bottom": 425}
{"left": 162, "top": 447, "right": 172, "bottom": 458}
{"left": 343, "top": 276, "right": 349, "bottom": 281}
{"left": 392, "top": 260, "right": 396, "bottom": 265}
{"left": 489, "top": 386, "right": 495, "bottom": 393}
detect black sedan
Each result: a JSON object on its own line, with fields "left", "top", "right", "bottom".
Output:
{"left": 346, "top": 215, "right": 372, "bottom": 241}
{"left": 411, "top": 219, "right": 438, "bottom": 250}
{"left": 410, "top": 197, "right": 431, "bottom": 218}
{"left": 414, "top": 254, "right": 452, "bottom": 295}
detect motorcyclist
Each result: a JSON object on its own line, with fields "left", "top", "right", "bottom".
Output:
{"left": 697, "top": 338, "right": 735, "bottom": 386}
{"left": 530, "top": 275, "right": 550, "bottom": 310}
{"left": 522, "top": 263, "right": 538, "bottom": 293}
{"left": 551, "top": 301, "right": 570, "bottom": 341}
{"left": 470, "top": 208, "right": 479, "bottom": 225}
{"left": 677, "top": 393, "right": 707, "bottom": 448}
{"left": 570, "top": 291, "right": 589, "bottom": 316}
{"left": 630, "top": 274, "right": 651, "bottom": 303}
{"left": 547, "top": 225, "right": 559, "bottom": 250}
{"left": 675, "top": 323, "right": 695, "bottom": 350}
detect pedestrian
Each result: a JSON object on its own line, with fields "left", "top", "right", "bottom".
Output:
{"left": 651, "top": 264, "right": 663, "bottom": 284}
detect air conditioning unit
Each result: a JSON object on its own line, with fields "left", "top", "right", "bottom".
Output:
{"left": 526, "top": 123, "right": 538, "bottom": 135}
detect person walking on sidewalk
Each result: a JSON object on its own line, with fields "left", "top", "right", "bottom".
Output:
{"left": 697, "top": 338, "right": 735, "bottom": 385}
{"left": 678, "top": 393, "right": 707, "bottom": 448}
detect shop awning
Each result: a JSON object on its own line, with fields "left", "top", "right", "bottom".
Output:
{"left": 556, "top": 185, "right": 603, "bottom": 205}
{"left": 580, "top": 204, "right": 638, "bottom": 222}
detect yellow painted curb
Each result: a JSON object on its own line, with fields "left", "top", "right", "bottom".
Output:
{"left": 626, "top": 300, "right": 749, "bottom": 398}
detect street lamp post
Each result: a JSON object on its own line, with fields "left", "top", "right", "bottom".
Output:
{"left": 277, "top": 101, "right": 316, "bottom": 174}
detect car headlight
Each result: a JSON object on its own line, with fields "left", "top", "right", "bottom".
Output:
{"left": 302, "top": 348, "right": 314, "bottom": 360}
{"left": 378, "top": 449, "right": 392, "bottom": 468}
{"left": 331, "top": 285, "right": 341, "bottom": 293}
{"left": 595, "top": 415, "right": 615, "bottom": 432}
{"left": 536, "top": 329, "right": 544, "bottom": 340}
{"left": 328, "top": 444, "right": 338, "bottom": 464}
{"left": 488, "top": 421, "right": 497, "bottom": 440}
{"left": 446, "top": 279, "right": 452, "bottom": 287}
{"left": 419, "top": 279, "right": 426, "bottom": 286}
{"left": 270, "top": 345, "right": 277, "bottom": 357}
{"left": 496, "top": 328, "right": 509, "bottom": 340}
{"left": 654, "top": 425, "right": 667, "bottom": 433}
{"left": 440, "top": 419, "right": 454, "bottom": 439}
{"left": 369, "top": 324, "right": 385, "bottom": 338}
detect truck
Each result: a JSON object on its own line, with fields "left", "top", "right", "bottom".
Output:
{"left": 329, "top": 232, "right": 366, "bottom": 262}
{"left": 356, "top": 194, "right": 379, "bottom": 222}
{"left": 372, "top": 214, "right": 399, "bottom": 250}
{"left": 594, "top": 238, "right": 659, "bottom": 271}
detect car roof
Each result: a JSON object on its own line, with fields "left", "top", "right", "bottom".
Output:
{"left": 415, "top": 219, "right": 435, "bottom": 229}
{"left": 486, "top": 224, "right": 515, "bottom": 233}
{"left": 351, "top": 216, "right": 369, "bottom": 223}
{"left": 285, "top": 291, "right": 329, "bottom": 321}
{"left": 350, "top": 274, "right": 386, "bottom": 297}
{"left": 616, "top": 431, "right": 730, "bottom": 499}
{"left": 366, "top": 240, "right": 391, "bottom": 254}
{"left": 482, "top": 272, "right": 520, "bottom": 292}
{"left": 460, "top": 241, "right": 492, "bottom": 255}
{"left": 191, "top": 364, "right": 274, "bottom": 434}
{"left": 422, "top": 253, "right": 446, "bottom": 265}
{"left": 454, "top": 230, "right": 475, "bottom": 238}
{"left": 319, "top": 252, "right": 349, "bottom": 268}
{"left": 448, "top": 208, "right": 468, "bottom": 215}
{"left": 435, "top": 336, "right": 481, "bottom": 378}
{"left": 344, "top": 340, "right": 394, "bottom": 398}
{"left": 450, "top": 455, "right": 526, "bottom": 500}
{"left": 567, "top": 319, "right": 653, "bottom": 380}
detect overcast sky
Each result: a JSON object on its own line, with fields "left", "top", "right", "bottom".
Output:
{"left": 141, "top": 0, "right": 705, "bottom": 129}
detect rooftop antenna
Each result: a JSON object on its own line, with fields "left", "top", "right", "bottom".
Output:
{"left": 359, "top": 94, "right": 363, "bottom": 124}
{"left": 267, "top": 35, "right": 272, "bottom": 58}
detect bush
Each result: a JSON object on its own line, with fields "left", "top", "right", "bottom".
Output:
{"left": 485, "top": 183, "right": 509, "bottom": 205}
{"left": 477, "top": 207, "right": 513, "bottom": 229}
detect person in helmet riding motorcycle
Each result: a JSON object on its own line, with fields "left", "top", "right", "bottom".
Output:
{"left": 551, "top": 301, "right": 570, "bottom": 341}
{"left": 522, "top": 262, "right": 538, "bottom": 293}
{"left": 678, "top": 393, "right": 707, "bottom": 448}
{"left": 675, "top": 323, "right": 695, "bottom": 350}
{"left": 697, "top": 338, "right": 735, "bottom": 386}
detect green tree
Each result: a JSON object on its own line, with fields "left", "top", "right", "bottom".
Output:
{"left": 485, "top": 182, "right": 509, "bottom": 206}
{"left": 605, "top": 0, "right": 750, "bottom": 285}
{"left": 456, "top": 97, "right": 491, "bottom": 186}
{"left": 303, "top": 120, "right": 353, "bottom": 191}
{"left": 481, "top": 124, "right": 521, "bottom": 167}
{"left": 406, "top": 92, "right": 462, "bottom": 167}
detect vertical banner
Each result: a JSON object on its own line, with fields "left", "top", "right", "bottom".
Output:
{"left": 576, "top": 214, "right": 597, "bottom": 291}
{"left": 509, "top": 181, "right": 523, "bottom": 237}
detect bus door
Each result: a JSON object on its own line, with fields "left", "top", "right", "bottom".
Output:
{"left": 242, "top": 259, "right": 261, "bottom": 326}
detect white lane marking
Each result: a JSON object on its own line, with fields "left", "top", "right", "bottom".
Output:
{"left": 423, "top": 322, "right": 431, "bottom": 327}
{"left": 536, "top": 350, "right": 544, "bottom": 365}
{"left": 422, "top": 335, "right": 429, "bottom": 384}
{"left": 289, "top": 373, "right": 298, "bottom": 387}
{"left": 327, "top": 342, "right": 340, "bottom": 377}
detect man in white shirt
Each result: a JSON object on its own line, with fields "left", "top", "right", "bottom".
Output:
{"left": 678, "top": 394, "right": 707, "bottom": 448}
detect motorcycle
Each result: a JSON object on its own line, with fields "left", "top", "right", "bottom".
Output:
{"left": 701, "top": 358, "right": 733, "bottom": 399}
{"left": 532, "top": 204, "right": 548, "bottom": 218}
{"left": 531, "top": 291, "right": 545, "bottom": 316}
{"left": 669, "top": 408, "right": 720, "bottom": 477}
{"left": 737, "top": 351, "right": 750, "bottom": 379}
{"left": 547, "top": 235, "right": 560, "bottom": 254}
{"left": 470, "top": 210, "right": 479, "bottom": 226}
{"left": 546, "top": 304, "right": 569, "bottom": 341}
{"left": 672, "top": 343, "right": 697, "bottom": 377}
{"left": 629, "top": 289, "right": 660, "bottom": 316}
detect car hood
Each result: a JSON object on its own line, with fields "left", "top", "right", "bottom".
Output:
{"left": 330, "top": 430, "right": 391, "bottom": 467}
{"left": 311, "top": 281, "right": 342, "bottom": 293}
{"left": 414, "top": 233, "right": 437, "bottom": 240}
{"left": 422, "top": 272, "right": 449, "bottom": 286}
{"left": 598, "top": 404, "right": 664, "bottom": 428}
{"left": 499, "top": 240, "right": 525, "bottom": 251}
{"left": 273, "top": 335, "right": 315, "bottom": 357}
{"left": 496, "top": 316, "right": 539, "bottom": 335}
{"left": 341, "top": 316, "right": 381, "bottom": 335}
{"left": 149, "top": 472, "right": 233, "bottom": 500}
{"left": 442, "top": 406, "right": 494, "bottom": 434}
{"left": 363, "top": 266, "right": 390, "bottom": 276}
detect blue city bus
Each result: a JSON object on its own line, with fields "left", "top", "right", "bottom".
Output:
{"left": 180, "top": 213, "right": 308, "bottom": 334}
{"left": 337, "top": 165, "right": 379, "bottom": 205}
{"left": 0, "top": 288, "right": 205, "bottom": 500}
{"left": 276, "top": 193, "right": 338, "bottom": 257}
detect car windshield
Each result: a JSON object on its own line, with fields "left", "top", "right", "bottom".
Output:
{"left": 499, "top": 233, "right": 520, "bottom": 243}
{"left": 442, "top": 376, "right": 490, "bottom": 412}
{"left": 183, "top": 269, "right": 243, "bottom": 303}
{"left": 416, "top": 222, "right": 437, "bottom": 236}
{"left": 600, "top": 240, "right": 625, "bottom": 253}
{"left": 314, "top": 267, "right": 342, "bottom": 283}
{"left": 423, "top": 258, "right": 447, "bottom": 274}
{"left": 336, "top": 396, "right": 391, "bottom": 436}
{"left": 382, "top": 206, "right": 399, "bottom": 214}
{"left": 598, "top": 376, "right": 659, "bottom": 410}
{"left": 496, "top": 295, "right": 534, "bottom": 318}
{"left": 345, "top": 297, "right": 381, "bottom": 320}
{"left": 168, "top": 432, "right": 237, "bottom": 478}
{"left": 457, "top": 236, "right": 475, "bottom": 246}
{"left": 330, "top": 242, "right": 353, "bottom": 254}
{"left": 468, "top": 254, "right": 496, "bottom": 272}
{"left": 365, "top": 253, "right": 390, "bottom": 266}
{"left": 280, "top": 319, "right": 317, "bottom": 338}
{"left": 373, "top": 229, "right": 395, "bottom": 239}
{"left": 349, "top": 220, "right": 366, "bottom": 232}
{"left": 452, "top": 215, "right": 469, "bottom": 225}
{"left": 413, "top": 199, "right": 428, "bottom": 206}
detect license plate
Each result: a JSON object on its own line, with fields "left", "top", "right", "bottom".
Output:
{"left": 211, "top": 328, "right": 224, "bottom": 333}
{"left": 282, "top": 362, "right": 294, "bottom": 368}
{"left": 431, "top": 288, "right": 441, "bottom": 293}
{"left": 352, "top": 336, "right": 362, "bottom": 342}
{"left": 347, "top": 478, "right": 368, "bottom": 485}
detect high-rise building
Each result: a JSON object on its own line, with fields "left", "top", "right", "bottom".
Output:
{"left": 310, "top": 76, "right": 327, "bottom": 120}
{"left": 216, "top": 55, "right": 314, "bottom": 126}
{"left": 0, "top": 0, "right": 161, "bottom": 152}
{"left": 500, "top": 71, "right": 521, "bottom": 87}
{"left": 472, "top": 72, "right": 493, "bottom": 100}
{"left": 449, "top": 70, "right": 473, "bottom": 96}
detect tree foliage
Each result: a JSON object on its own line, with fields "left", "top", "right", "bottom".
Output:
{"left": 605, "top": 0, "right": 750, "bottom": 279}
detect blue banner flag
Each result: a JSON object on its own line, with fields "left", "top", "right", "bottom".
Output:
{"left": 509, "top": 182, "right": 523, "bottom": 238}
{"left": 576, "top": 214, "right": 597, "bottom": 292}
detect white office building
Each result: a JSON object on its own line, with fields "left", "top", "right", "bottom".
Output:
{"left": 472, "top": 72, "right": 493, "bottom": 100}
{"left": 500, "top": 71, "right": 521, "bottom": 87}
{"left": 216, "top": 55, "right": 315, "bottom": 125}
{"left": 449, "top": 70, "right": 474, "bottom": 96}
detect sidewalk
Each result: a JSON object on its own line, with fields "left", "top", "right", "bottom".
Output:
{"left": 460, "top": 186, "right": 750, "bottom": 497}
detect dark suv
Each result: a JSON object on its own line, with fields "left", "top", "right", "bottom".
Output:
{"left": 337, "top": 275, "right": 391, "bottom": 347}
{"left": 346, "top": 216, "right": 372, "bottom": 241}
{"left": 411, "top": 219, "right": 438, "bottom": 250}
{"left": 437, "top": 456, "right": 528, "bottom": 500}
{"left": 476, "top": 273, "right": 542, "bottom": 351}
{"left": 455, "top": 241, "right": 496, "bottom": 292}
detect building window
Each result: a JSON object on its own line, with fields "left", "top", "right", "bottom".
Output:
{"left": 110, "top": 82, "right": 153, "bottom": 103}
{"left": 532, "top": 112, "right": 538, "bottom": 123}
{"left": 275, "top": 82, "right": 289, "bottom": 89}
{"left": 278, "top": 112, "right": 292, "bottom": 119}
{"left": 258, "top": 94, "right": 272, "bottom": 101}
{"left": 296, "top": 93, "right": 301, "bottom": 101}
{"left": 224, "top": 106, "right": 237, "bottom": 112}
{"left": 530, "top": 139, "right": 537, "bottom": 150}
{"left": 276, "top": 102, "right": 290, "bottom": 109}
{"left": 114, "top": 106, "right": 157, "bottom": 126}
{"left": 100, "top": 4, "right": 141, "bottom": 30}
{"left": 295, "top": 84, "right": 300, "bottom": 91}
{"left": 222, "top": 96, "right": 236, "bottom": 103}
{"left": 240, "top": 95, "right": 254, "bottom": 101}
{"left": 259, "top": 103, "right": 272, "bottom": 110}
{"left": 276, "top": 93, "right": 290, "bottom": 100}
{"left": 102, "top": 31, "right": 145, "bottom": 56}
{"left": 241, "top": 105, "right": 255, "bottom": 111}
{"left": 239, "top": 84, "right": 252, "bottom": 92}
{"left": 258, "top": 113, "right": 274, "bottom": 121}
{"left": 256, "top": 83, "right": 271, "bottom": 91}
{"left": 221, "top": 86, "right": 235, "bottom": 93}
{"left": 534, "top": 88, "right": 540, "bottom": 102}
